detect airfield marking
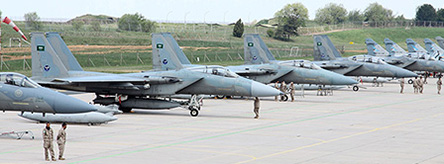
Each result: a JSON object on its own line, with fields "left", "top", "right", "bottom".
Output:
{"left": 236, "top": 113, "right": 444, "bottom": 163}
{"left": 69, "top": 94, "right": 434, "bottom": 164}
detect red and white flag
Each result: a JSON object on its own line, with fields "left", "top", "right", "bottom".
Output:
{"left": 2, "top": 17, "right": 27, "bottom": 40}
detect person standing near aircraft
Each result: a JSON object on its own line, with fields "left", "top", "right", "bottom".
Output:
{"left": 280, "top": 81, "right": 286, "bottom": 101}
{"left": 274, "top": 81, "right": 279, "bottom": 101}
{"left": 413, "top": 77, "right": 419, "bottom": 94}
{"left": 289, "top": 82, "right": 295, "bottom": 102}
{"left": 43, "top": 122, "right": 56, "bottom": 161}
{"left": 419, "top": 76, "right": 424, "bottom": 94}
{"left": 399, "top": 78, "right": 405, "bottom": 94}
{"left": 253, "top": 97, "right": 260, "bottom": 119}
{"left": 437, "top": 77, "right": 442, "bottom": 94}
{"left": 57, "top": 123, "right": 67, "bottom": 160}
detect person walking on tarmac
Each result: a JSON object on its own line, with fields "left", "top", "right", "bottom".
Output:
{"left": 57, "top": 123, "right": 67, "bottom": 160}
{"left": 437, "top": 76, "right": 442, "bottom": 94}
{"left": 418, "top": 76, "right": 424, "bottom": 94}
{"left": 289, "top": 82, "right": 295, "bottom": 102}
{"left": 253, "top": 97, "right": 260, "bottom": 119}
{"left": 413, "top": 77, "right": 419, "bottom": 94}
{"left": 42, "top": 122, "right": 56, "bottom": 161}
{"left": 399, "top": 78, "right": 405, "bottom": 94}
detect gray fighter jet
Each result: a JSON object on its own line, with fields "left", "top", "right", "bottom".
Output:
{"left": 367, "top": 38, "right": 444, "bottom": 72}
{"left": 31, "top": 32, "right": 281, "bottom": 116}
{"left": 313, "top": 35, "right": 417, "bottom": 78}
{"left": 151, "top": 33, "right": 357, "bottom": 91}
{"left": 0, "top": 72, "right": 96, "bottom": 115}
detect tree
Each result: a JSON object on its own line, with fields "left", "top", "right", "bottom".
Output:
{"left": 364, "top": 3, "right": 393, "bottom": 25}
{"left": 118, "top": 13, "right": 156, "bottom": 33}
{"left": 315, "top": 3, "right": 347, "bottom": 25}
{"left": 24, "top": 12, "right": 42, "bottom": 30}
{"left": 90, "top": 21, "right": 101, "bottom": 31}
{"left": 348, "top": 10, "right": 365, "bottom": 22}
{"left": 394, "top": 15, "right": 407, "bottom": 21}
{"left": 0, "top": 10, "right": 2, "bottom": 18}
{"left": 266, "top": 29, "right": 274, "bottom": 37}
{"left": 72, "top": 20, "right": 85, "bottom": 30}
{"left": 416, "top": 4, "right": 437, "bottom": 21}
{"left": 232, "top": 19, "right": 244, "bottom": 38}
{"left": 274, "top": 3, "right": 308, "bottom": 40}
{"left": 437, "top": 9, "right": 444, "bottom": 22}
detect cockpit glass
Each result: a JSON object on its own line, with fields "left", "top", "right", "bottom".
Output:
{"left": 0, "top": 73, "right": 40, "bottom": 88}
{"left": 279, "top": 60, "right": 321, "bottom": 70}
{"left": 188, "top": 66, "right": 239, "bottom": 78}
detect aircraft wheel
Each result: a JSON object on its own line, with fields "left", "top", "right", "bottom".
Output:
{"left": 281, "top": 95, "right": 288, "bottom": 101}
{"left": 353, "top": 86, "right": 359, "bottom": 92}
{"left": 215, "top": 95, "right": 225, "bottom": 99}
{"left": 119, "top": 107, "right": 132, "bottom": 113}
{"left": 190, "top": 108, "right": 199, "bottom": 117}
{"left": 408, "top": 79, "right": 413, "bottom": 84}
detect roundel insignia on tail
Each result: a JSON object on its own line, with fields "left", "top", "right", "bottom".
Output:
{"left": 162, "top": 58, "right": 168, "bottom": 65}
{"left": 317, "top": 42, "right": 322, "bottom": 46}
{"left": 252, "top": 56, "right": 258, "bottom": 60}
{"left": 44, "top": 65, "right": 50, "bottom": 71}
{"left": 248, "top": 42, "right": 254, "bottom": 47}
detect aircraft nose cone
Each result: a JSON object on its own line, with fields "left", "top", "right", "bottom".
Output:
{"left": 394, "top": 67, "right": 418, "bottom": 77}
{"left": 325, "top": 70, "right": 358, "bottom": 85}
{"left": 251, "top": 81, "right": 282, "bottom": 97}
{"left": 54, "top": 94, "right": 97, "bottom": 113}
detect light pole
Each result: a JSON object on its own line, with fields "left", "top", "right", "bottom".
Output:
{"left": 223, "top": 11, "right": 229, "bottom": 25}
{"left": 184, "top": 12, "right": 190, "bottom": 25}
{"left": 166, "top": 11, "right": 172, "bottom": 23}
{"left": 204, "top": 11, "right": 210, "bottom": 24}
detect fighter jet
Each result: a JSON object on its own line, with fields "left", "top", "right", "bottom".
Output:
{"left": 151, "top": 33, "right": 357, "bottom": 93}
{"left": 367, "top": 38, "right": 444, "bottom": 72}
{"left": 312, "top": 35, "right": 417, "bottom": 81}
{"left": 0, "top": 72, "right": 96, "bottom": 115}
{"left": 424, "top": 38, "right": 444, "bottom": 60}
{"left": 31, "top": 32, "right": 281, "bottom": 116}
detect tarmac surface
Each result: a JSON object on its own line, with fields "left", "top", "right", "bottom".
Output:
{"left": 1, "top": 78, "right": 444, "bottom": 164}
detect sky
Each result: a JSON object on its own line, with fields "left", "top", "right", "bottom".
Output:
{"left": 1, "top": 0, "right": 443, "bottom": 23}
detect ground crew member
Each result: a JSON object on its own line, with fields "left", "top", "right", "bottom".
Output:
{"left": 399, "top": 78, "right": 405, "bottom": 93}
{"left": 42, "top": 122, "right": 56, "bottom": 161}
{"left": 253, "top": 97, "right": 260, "bottom": 119}
{"left": 280, "top": 81, "right": 286, "bottom": 101}
{"left": 289, "top": 82, "right": 295, "bottom": 102}
{"left": 418, "top": 76, "right": 424, "bottom": 94}
{"left": 437, "top": 77, "right": 442, "bottom": 94}
{"left": 424, "top": 72, "right": 428, "bottom": 84}
{"left": 274, "top": 81, "right": 279, "bottom": 101}
{"left": 413, "top": 77, "right": 418, "bottom": 94}
{"left": 57, "top": 123, "right": 67, "bottom": 160}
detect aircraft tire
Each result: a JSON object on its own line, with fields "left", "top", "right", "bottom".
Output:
{"left": 119, "top": 107, "right": 132, "bottom": 113}
{"left": 190, "top": 108, "right": 199, "bottom": 117}
{"left": 353, "top": 86, "right": 359, "bottom": 92}
{"left": 281, "top": 95, "right": 288, "bottom": 101}
{"left": 215, "top": 95, "right": 225, "bottom": 99}
{"left": 408, "top": 79, "right": 413, "bottom": 84}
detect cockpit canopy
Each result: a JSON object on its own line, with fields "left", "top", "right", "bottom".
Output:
{"left": 349, "top": 55, "right": 387, "bottom": 64}
{"left": 0, "top": 72, "right": 41, "bottom": 88}
{"left": 278, "top": 60, "right": 322, "bottom": 70}
{"left": 187, "top": 66, "right": 239, "bottom": 78}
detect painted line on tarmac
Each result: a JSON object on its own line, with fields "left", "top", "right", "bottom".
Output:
{"left": 236, "top": 112, "right": 444, "bottom": 163}
{"left": 69, "top": 94, "right": 433, "bottom": 164}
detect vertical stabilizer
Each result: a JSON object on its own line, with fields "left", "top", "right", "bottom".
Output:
{"left": 365, "top": 38, "right": 389, "bottom": 56}
{"left": 243, "top": 34, "right": 275, "bottom": 64}
{"left": 313, "top": 35, "right": 341, "bottom": 61}
{"left": 31, "top": 32, "right": 69, "bottom": 78}
{"left": 45, "top": 32, "right": 83, "bottom": 71}
{"left": 151, "top": 33, "right": 186, "bottom": 71}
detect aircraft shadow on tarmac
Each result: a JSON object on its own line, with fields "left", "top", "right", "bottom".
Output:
{"left": 129, "top": 109, "right": 254, "bottom": 119}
